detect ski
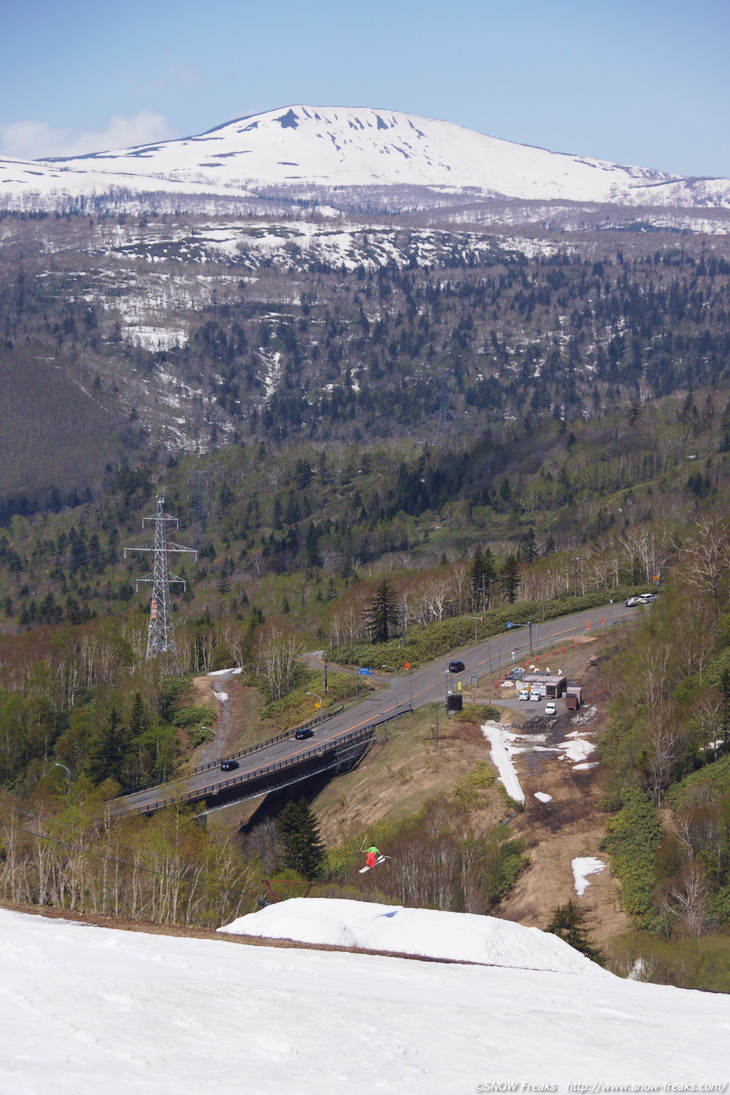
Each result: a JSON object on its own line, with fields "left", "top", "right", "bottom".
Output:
{"left": 359, "top": 855, "right": 389, "bottom": 873}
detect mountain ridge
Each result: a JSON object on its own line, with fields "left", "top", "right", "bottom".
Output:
{"left": 2, "top": 104, "right": 730, "bottom": 215}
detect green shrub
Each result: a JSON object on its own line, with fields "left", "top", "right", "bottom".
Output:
{"left": 452, "top": 761, "right": 496, "bottom": 809}
{"left": 601, "top": 790, "right": 663, "bottom": 929}
{"left": 606, "top": 931, "right": 730, "bottom": 992}
{"left": 172, "top": 704, "right": 217, "bottom": 729}
{"left": 706, "top": 885, "right": 730, "bottom": 924}
{"left": 186, "top": 724, "right": 215, "bottom": 748}
{"left": 666, "top": 754, "right": 730, "bottom": 810}
{"left": 454, "top": 704, "right": 501, "bottom": 724}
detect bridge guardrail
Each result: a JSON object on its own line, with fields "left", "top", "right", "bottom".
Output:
{"left": 193, "top": 706, "right": 346, "bottom": 774}
{"left": 115, "top": 705, "right": 348, "bottom": 798}
{"left": 124, "top": 712, "right": 399, "bottom": 816}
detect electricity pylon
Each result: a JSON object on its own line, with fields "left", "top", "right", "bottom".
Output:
{"left": 125, "top": 496, "right": 197, "bottom": 669}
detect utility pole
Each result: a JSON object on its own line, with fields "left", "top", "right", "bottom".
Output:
{"left": 125, "top": 496, "right": 197, "bottom": 670}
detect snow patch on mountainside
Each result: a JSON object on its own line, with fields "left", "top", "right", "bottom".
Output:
{"left": 2, "top": 105, "right": 730, "bottom": 215}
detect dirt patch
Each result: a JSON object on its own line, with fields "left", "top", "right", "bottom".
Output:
{"left": 184, "top": 674, "right": 279, "bottom": 772}
{"left": 313, "top": 707, "right": 506, "bottom": 846}
{"left": 497, "top": 647, "right": 631, "bottom": 941}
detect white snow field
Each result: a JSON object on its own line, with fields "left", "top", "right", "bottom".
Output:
{"left": 1, "top": 903, "right": 729, "bottom": 1095}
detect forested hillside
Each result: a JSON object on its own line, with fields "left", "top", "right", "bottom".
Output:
{"left": 1, "top": 204, "right": 729, "bottom": 986}
{"left": 1, "top": 211, "right": 729, "bottom": 512}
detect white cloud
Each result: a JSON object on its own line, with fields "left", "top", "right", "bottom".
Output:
{"left": 0, "top": 110, "right": 172, "bottom": 160}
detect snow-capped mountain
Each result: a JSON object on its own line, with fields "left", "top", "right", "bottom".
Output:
{"left": 3, "top": 104, "right": 730, "bottom": 215}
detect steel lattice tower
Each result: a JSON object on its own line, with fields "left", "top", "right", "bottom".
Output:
{"left": 125, "top": 497, "right": 197, "bottom": 667}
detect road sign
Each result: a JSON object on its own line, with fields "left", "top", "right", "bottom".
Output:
{"left": 359, "top": 667, "right": 374, "bottom": 675}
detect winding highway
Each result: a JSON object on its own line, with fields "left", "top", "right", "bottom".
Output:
{"left": 117, "top": 600, "right": 637, "bottom": 814}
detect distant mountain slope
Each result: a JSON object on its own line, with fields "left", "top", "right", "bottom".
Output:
{"left": 2, "top": 105, "right": 730, "bottom": 214}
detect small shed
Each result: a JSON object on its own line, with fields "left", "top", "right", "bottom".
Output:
{"left": 565, "top": 686, "right": 583, "bottom": 710}
{"left": 523, "top": 673, "right": 567, "bottom": 699}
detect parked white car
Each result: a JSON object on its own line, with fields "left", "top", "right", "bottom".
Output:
{"left": 545, "top": 701, "right": 557, "bottom": 716}
{"left": 529, "top": 692, "right": 541, "bottom": 702}
{"left": 518, "top": 689, "right": 530, "bottom": 701}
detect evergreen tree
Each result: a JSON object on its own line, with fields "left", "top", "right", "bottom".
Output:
{"left": 547, "top": 900, "right": 604, "bottom": 965}
{"left": 471, "top": 548, "right": 497, "bottom": 610}
{"left": 364, "top": 579, "right": 399, "bottom": 643}
{"left": 276, "top": 799, "right": 325, "bottom": 880}
{"left": 87, "top": 707, "right": 127, "bottom": 785}
{"left": 500, "top": 554, "right": 521, "bottom": 604}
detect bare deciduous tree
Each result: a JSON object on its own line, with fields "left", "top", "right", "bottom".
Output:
{"left": 677, "top": 516, "right": 730, "bottom": 601}
{"left": 257, "top": 628, "right": 302, "bottom": 701}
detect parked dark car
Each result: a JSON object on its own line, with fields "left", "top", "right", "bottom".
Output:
{"left": 449, "top": 660, "right": 465, "bottom": 673}
{"left": 220, "top": 759, "right": 238, "bottom": 772}
{"left": 294, "top": 727, "right": 314, "bottom": 740}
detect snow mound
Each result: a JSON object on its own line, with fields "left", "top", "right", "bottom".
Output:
{"left": 220, "top": 897, "right": 610, "bottom": 977}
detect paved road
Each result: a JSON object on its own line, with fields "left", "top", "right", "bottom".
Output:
{"left": 118, "top": 600, "right": 636, "bottom": 813}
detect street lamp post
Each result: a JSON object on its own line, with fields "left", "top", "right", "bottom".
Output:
{"left": 53, "top": 762, "right": 71, "bottom": 799}
{"left": 574, "top": 557, "right": 580, "bottom": 597}
{"left": 382, "top": 665, "right": 399, "bottom": 715}
{"left": 305, "top": 692, "right": 323, "bottom": 747}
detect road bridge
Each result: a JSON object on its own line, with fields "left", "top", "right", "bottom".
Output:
{"left": 116, "top": 599, "right": 637, "bottom": 816}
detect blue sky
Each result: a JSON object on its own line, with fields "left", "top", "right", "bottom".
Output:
{"left": 2, "top": 0, "right": 729, "bottom": 177}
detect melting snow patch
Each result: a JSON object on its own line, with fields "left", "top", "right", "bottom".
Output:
{"left": 572, "top": 857, "right": 606, "bottom": 897}
{"left": 534, "top": 792, "right": 553, "bottom": 803}
{"left": 558, "top": 737, "right": 596, "bottom": 763}
{"left": 481, "top": 721, "right": 525, "bottom": 803}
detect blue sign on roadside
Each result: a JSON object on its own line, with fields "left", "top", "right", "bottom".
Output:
{"left": 359, "top": 667, "right": 374, "bottom": 675}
